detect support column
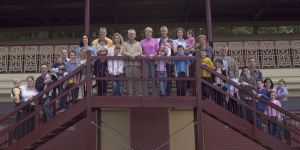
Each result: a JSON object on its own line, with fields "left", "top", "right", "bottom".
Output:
{"left": 194, "top": 48, "right": 204, "bottom": 150}
{"left": 205, "top": 0, "right": 213, "bottom": 42}
{"left": 86, "top": 51, "right": 93, "bottom": 150}
{"left": 85, "top": 0, "right": 90, "bottom": 35}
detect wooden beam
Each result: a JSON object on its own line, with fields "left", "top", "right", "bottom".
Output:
{"left": 253, "top": 0, "right": 272, "bottom": 21}
{"left": 106, "top": 0, "right": 119, "bottom": 24}
{"left": 24, "top": 0, "right": 51, "bottom": 26}
{"left": 184, "top": 0, "right": 191, "bottom": 23}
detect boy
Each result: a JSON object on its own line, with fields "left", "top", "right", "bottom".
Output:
{"left": 174, "top": 45, "right": 190, "bottom": 96}
{"left": 199, "top": 49, "right": 214, "bottom": 98}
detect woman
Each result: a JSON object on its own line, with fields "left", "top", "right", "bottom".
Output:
{"left": 239, "top": 67, "right": 257, "bottom": 123}
{"left": 107, "top": 33, "right": 125, "bottom": 96}
{"left": 20, "top": 75, "right": 38, "bottom": 135}
{"left": 76, "top": 33, "right": 96, "bottom": 57}
{"left": 141, "top": 27, "right": 159, "bottom": 96}
{"left": 65, "top": 50, "right": 81, "bottom": 103}
{"left": 264, "top": 77, "right": 274, "bottom": 95}
{"left": 173, "top": 28, "right": 187, "bottom": 54}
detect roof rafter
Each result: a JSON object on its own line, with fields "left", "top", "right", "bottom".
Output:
{"left": 253, "top": 0, "right": 273, "bottom": 21}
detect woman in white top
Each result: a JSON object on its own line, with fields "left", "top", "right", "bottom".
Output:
{"left": 107, "top": 33, "right": 125, "bottom": 96}
{"left": 20, "top": 75, "right": 38, "bottom": 135}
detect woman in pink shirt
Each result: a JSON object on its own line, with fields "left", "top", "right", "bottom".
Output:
{"left": 141, "top": 27, "right": 159, "bottom": 96}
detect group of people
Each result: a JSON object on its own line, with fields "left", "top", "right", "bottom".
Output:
{"left": 10, "top": 26, "right": 290, "bottom": 141}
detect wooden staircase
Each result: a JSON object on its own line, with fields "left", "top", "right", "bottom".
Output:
{"left": 0, "top": 53, "right": 300, "bottom": 150}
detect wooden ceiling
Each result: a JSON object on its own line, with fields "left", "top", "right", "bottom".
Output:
{"left": 0, "top": 0, "right": 300, "bottom": 28}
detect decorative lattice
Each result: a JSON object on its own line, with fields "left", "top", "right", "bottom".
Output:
{"left": 9, "top": 46, "right": 23, "bottom": 73}
{"left": 24, "top": 46, "right": 39, "bottom": 72}
{"left": 0, "top": 47, "right": 9, "bottom": 73}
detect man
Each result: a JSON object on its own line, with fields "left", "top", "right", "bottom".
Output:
{"left": 35, "top": 64, "right": 56, "bottom": 122}
{"left": 248, "top": 57, "right": 263, "bottom": 81}
{"left": 61, "top": 49, "right": 70, "bottom": 63}
{"left": 121, "top": 29, "right": 142, "bottom": 96}
{"left": 220, "top": 46, "right": 239, "bottom": 78}
{"left": 141, "top": 27, "right": 159, "bottom": 96}
{"left": 92, "top": 27, "right": 113, "bottom": 48}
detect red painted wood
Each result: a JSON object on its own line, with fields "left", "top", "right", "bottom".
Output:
{"left": 131, "top": 108, "right": 169, "bottom": 150}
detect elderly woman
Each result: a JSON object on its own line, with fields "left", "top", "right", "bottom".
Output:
{"left": 141, "top": 27, "right": 159, "bottom": 96}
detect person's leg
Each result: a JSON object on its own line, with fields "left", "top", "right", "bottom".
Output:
{"left": 112, "top": 80, "right": 117, "bottom": 96}
{"left": 150, "top": 62, "right": 157, "bottom": 96}
{"left": 134, "top": 67, "right": 142, "bottom": 96}
{"left": 125, "top": 67, "right": 133, "bottom": 96}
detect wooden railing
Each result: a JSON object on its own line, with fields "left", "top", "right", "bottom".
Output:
{"left": 0, "top": 40, "right": 300, "bottom": 74}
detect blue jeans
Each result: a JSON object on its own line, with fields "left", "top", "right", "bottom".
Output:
{"left": 176, "top": 72, "right": 187, "bottom": 96}
{"left": 156, "top": 71, "right": 167, "bottom": 95}
{"left": 58, "top": 84, "right": 68, "bottom": 109}
{"left": 112, "top": 74, "right": 124, "bottom": 96}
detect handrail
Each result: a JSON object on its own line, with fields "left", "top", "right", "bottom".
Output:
{"left": 0, "top": 64, "right": 86, "bottom": 124}
{"left": 201, "top": 64, "right": 300, "bottom": 123}
{"left": 200, "top": 64, "right": 300, "bottom": 147}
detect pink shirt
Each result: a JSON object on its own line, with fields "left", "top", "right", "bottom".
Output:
{"left": 265, "top": 99, "right": 282, "bottom": 117}
{"left": 156, "top": 60, "right": 167, "bottom": 71}
{"left": 141, "top": 38, "right": 159, "bottom": 56}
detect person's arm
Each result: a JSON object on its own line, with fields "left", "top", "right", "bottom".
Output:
{"left": 121, "top": 44, "right": 130, "bottom": 56}
{"left": 186, "top": 64, "right": 190, "bottom": 77}
{"left": 135, "top": 43, "right": 142, "bottom": 57}
{"left": 173, "top": 42, "right": 178, "bottom": 54}
{"left": 35, "top": 77, "right": 45, "bottom": 92}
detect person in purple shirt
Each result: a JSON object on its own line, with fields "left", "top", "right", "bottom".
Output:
{"left": 156, "top": 47, "right": 168, "bottom": 96}
{"left": 141, "top": 27, "right": 159, "bottom": 96}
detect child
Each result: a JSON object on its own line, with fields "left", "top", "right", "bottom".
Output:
{"left": 252, "top": 80, "right": 270, "bottom": 129}
{"left": 51, "top": 57, "right": 64, "bottom": 73}
{"left": 200, "top": 49, "right": 214, "bottom": 98}
{"left": 212, "top": 58, "right": 227, "bottom": 106}
{"left": 185, "top": 29, "right": 195, "bottom": 56}
{"left": 78, "top": 48, "right": 87, "bottom": 99}
{"left": 96, "top": 38, "right": 109, "bottom": 54}
{"left": 107, "top": 45, "right": 124, "bottom": 96}
{"left": 275, "top": 79, "right": 289, "bottom": 106}
{"left": 156, "top": 47, "right": 168, "bottom": 96}
{"left": 160, "top": 38, "right": 172, "bottom": 56}
{"left": 94, "top": 47, "right": 108, "bottom": 96}
{"left": 226, "top": 69, "right": 240, "bottom": 114}
{"left": 174, "top": 45, "right": 190, "bottom": 96}
{"left": 265, "top": 91, "right": 282, "bottom": 138}
{"left": 56, "top": 63, "right": 68, "bottom": 112}
{"left": 11, "top": 78, "right": 23, "bottom": 139}
{"left": 11, "top": 79, "right": 22, "bottom": 105}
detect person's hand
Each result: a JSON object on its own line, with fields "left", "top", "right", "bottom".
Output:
{"left": 257, "top": 94, "right": 262, "bottom": 98}
{"left": 241, "top": 82, "right": 249, "bottom": 86}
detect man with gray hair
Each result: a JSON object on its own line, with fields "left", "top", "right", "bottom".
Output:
{"left": 219, "top": 46, "right": 239, "bottom": 78}
{"left": 121, "top": 29, "right": 143, "bottom": 96}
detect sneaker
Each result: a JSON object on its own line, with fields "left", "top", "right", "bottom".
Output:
{"left": 59, "top": 108, "right": 66, "bottom": 113}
